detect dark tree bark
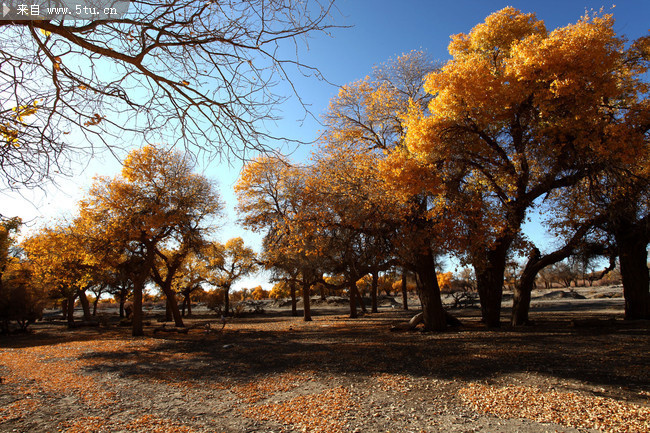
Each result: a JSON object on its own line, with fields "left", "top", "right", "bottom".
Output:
{"left": 401, "top": 270, "right": 409, "bottom": 311}
{"left": 474, "top": 240, "right": 510, "bottom": 328}
{"left": 353, "top": 284, "right": 367, "bottom": 313}
{"left": 61, "top": 298, "right": 68, "bottom": 321}
{"left": 370, "top": 270, "right": 379, "bottom": 313}
{"left": 511, "top": 223, "right": 596, "bottom": 326}
{"left": 66, "top": 294, "right": 76, "bottom": 328}
{"left": 131, "top": 272, "right": 147, "bottom": 336}
{"left": 414, "top": 247, "right": 446, "bottom": 331}
{"left": 78, "top": 289, "right": 91, "bottom": 322}
{"left": 92, "top": 295, "right": 100, "bottom": 317}
{"left": 160, "top": 287, "right": 183, "bottom": 327}
{"left": 302, "top": 281, "right": 312, "bottom": 321}
{"left": 616, "top": 222, "right": 650, "bottom": 320}
{"left": 165, "top": 297, "right": 173, "bottom": 321}
{"left": 348, "top": 280, "right": 357, "bottom": 319}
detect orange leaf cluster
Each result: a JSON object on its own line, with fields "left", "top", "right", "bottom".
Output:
{"left": 459, "top": 383, "right": 650, "bottom": 433}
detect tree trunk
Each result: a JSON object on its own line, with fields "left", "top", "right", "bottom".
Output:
{"left": 475, "top": 266, "right": 504, "bottom": 328}
{"left": 414, "top": 248, "right": 446, "bottom": 331}
{"left": 302, "top": 281, "right": 311, "bottom": 321}
{"left": 66, "top": 294, "right": 76, "bottom": 328}
{"left": 165, "top": 287, "right": 185, "bottom": 328}
{"left": 165, "top": 297, "right": 173, "bottom": 321}
{"left": 371, "top": 270, "right": 378, "bottom": 313}
{"left": 616, "top": 225, "right": 650, "bottom": 320}
{"left": 119, "top": 294, "right": 125, "bottom": 318}
{"left": 62, "top": 298, "right": 68, "bottom": 320}
{"left": 511, "top": 249, "right": 541, "bottom": 326}
{"left": 78, "top": 289, "right": 91, "bottom": 321}
{"left": 348, "top": 280, "right": 357, "bottom": 319}
{"left": 401, "top": 270, "right": 409, "bottom": 311}
{"left": 181, "top": 297, "right": 186, "bottom": 317}
{"left": 474, "top": 241, "right": 510, "bottom": 328}
{"left": 186, "top": 293, "right": 192, "bottom": 316}
{"left": 351, "top": 283, "right": 366, "bottom": 313}
{"left": 290, "top": 282, "right": 297, "bottom": 316}
{"left": 132, "top": 274, "right": 145, "bottom": 336}
{"left": 92, "top": 296, "right": 100, "bottom": 317}
{"left": 224, "top": 287, "right": 231, "bottom": 316}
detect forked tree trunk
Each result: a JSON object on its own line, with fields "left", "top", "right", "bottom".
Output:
{"left": 474, "top": 241, "right": 510, "bottom": 328}
{"left": 78, "top": 290, "right": 91, "bottom": 321}
{"left": 414, "top": 248, "right": 446, "bottom": 331}
{"left": 510, "top": 266, "right": 538, "bottom": 326}
{"left": 161, "top": 286, "right": 184, "bottom": 327}
{"left": 616, "top": 225, "right": 650, "bottom": 320}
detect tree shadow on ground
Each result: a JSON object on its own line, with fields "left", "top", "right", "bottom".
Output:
{"left": 74, "top": 310, "right": 650, "bottom": 403}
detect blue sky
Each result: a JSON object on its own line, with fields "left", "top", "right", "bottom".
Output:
{"left": 4, "top": 1, "right": 649, "bottom": 288}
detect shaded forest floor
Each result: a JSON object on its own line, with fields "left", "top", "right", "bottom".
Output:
{"left": 1, "top": 287, "right": 649, "bottom": 432}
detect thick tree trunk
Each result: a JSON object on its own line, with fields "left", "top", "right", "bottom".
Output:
{"left": 132, "top": 275, "right": 145, "bottom": 336}
{"left": 348, "top": 280, "right": 357, "bottom": 318}
{"left": 302, "top": 281, "right": 312, "bottom": 321}
{"left": 371, "top": 270, "right": 378, "bottom": 313}
{"left": 616, "top": 226, "right": 650, "bottom": 320}
{"left": 511, "top": 252, "right": 541, "bottom": 326}
{"left": 401, "top": 270, "right": 409, "bottom": 311}
{"left": 119, "top": 295, "right": 125, "bottom": 318}
{"left": 78, "top": 290, "right": 91, "bottom": 321}
{"left": 475, "top": 266, "right": 504, "bottom": 328}
{"left": 165, "top": 297, "right": 173, "bottom": 321}
{"left": 290, "top": 282, "right": 297, "bottom": 316}
{"left": 414, "top": 248, "right": 446, "bottom": 331}
{"left": 161, "top": 287, "right": 184, "bottom": 327}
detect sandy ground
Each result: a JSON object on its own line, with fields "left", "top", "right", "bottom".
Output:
{"left": 0, "top": 285, "right": 648, "bottom": 433}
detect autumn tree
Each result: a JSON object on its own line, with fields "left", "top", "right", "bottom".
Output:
{"left": 202, "top": 238, "right": 258, "bottom": 316}
{"left": 22, "top": 222, "right": 97, "bottom": 327}
{"left": 0, "top": 0, "right": 337, "bottom": 190}
{"left": 304, "top": 143, "right": 401, "bottom": 317}
{"left": 323, "top": 51, "right": 450, "bottom": 330}
{"left": 0, "top": 218, "right": 45, "bottom": 333}
{"left": 79, "top": 145, "right": 222, "bottom": 335}
{"left": 400, "top": 8, "right": 648, "bottom": 327}
{"left": 236, "top": 155, "right": 321, "bottom": 321}
{"left": 172, "top": 252, "right": 209, "bottom": 317}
